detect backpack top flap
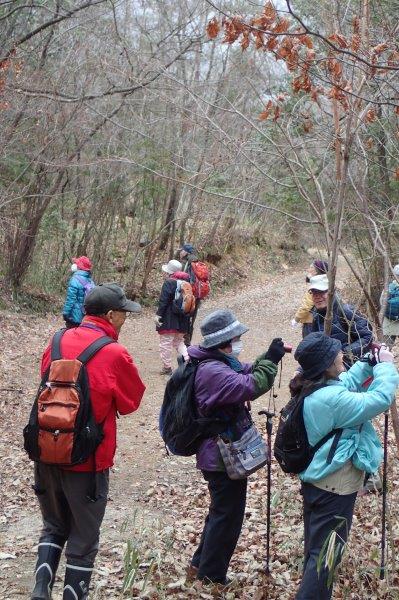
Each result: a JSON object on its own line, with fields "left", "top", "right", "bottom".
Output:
{"left": 190, "top": 261, "right": 210, "bottom": 281}
{"left": 48, "top": 358, "right": 82, "bottom": 383}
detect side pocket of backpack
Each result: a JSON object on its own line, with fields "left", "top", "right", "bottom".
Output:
{"left": 23, "top": 421, "right": 41, "bottom": 461}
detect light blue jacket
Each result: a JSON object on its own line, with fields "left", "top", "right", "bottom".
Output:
{"left": 62, "top": 270, "right": 94, "bottom": 324}
{"left": 300, "top": 360, "right": 399, "bottom": 482}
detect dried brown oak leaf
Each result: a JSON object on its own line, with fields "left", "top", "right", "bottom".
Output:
{"left": 259, "top": 99, "right": 273, "bottom": 120}
{"left": 206, "top": 18, "right": 220, "bottom": 39}
{"left": 365, "top": 109, "right": 377, "bottom": 123}
{"left": 329, "top": 32, "right": 349, "bottom": 49}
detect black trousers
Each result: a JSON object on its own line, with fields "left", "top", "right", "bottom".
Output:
{"left": 191, "top": 470, "right": 247, "bottom": 583}
{"left": 184, "top": 299, "right": 201, "bottom": 345}
{"left": 34, "top": 463, "right": 109, "bottom": 568}
{"left": 296, "top": 482, "right": 357, "bottom": 600}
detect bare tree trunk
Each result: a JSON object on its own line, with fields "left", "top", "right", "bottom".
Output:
{"left": 159, "top": 185, "right": 178, "bottom": 251}
{"left": 324, "top": 100, "right": 352, "bottom": 336}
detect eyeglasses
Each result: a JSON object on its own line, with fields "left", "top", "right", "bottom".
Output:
{"left": 309, "top": 289, "right": 328, "bottom": 295}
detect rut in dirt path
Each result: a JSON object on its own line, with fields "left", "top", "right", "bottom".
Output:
{"left": 0, "top": 270, "right": 306, "bottom": 598}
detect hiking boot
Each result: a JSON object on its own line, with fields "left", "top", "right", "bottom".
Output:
{"left": 200, "top": 576, "right": 234, "bottom": 596}
{"left": 186, "top": 564, "right": 199, "bottom": 582}
{"left": 201, "top": 576, "right": 232, "bottom": 587}
{"left": 63, "top": 564, "right": 93, "bottom": 600}
{"left": 160, "top": 366, "right": 173, "bottom": 375}
{"left": 31, "top": 539, "right": 63, "bottom": 600}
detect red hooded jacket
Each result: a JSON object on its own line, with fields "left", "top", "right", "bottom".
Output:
{"left": 40, "top": 316, "right": 145, "bottom": 472}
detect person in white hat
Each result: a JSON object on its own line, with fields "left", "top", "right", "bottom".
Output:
{"left": 381, "top": 264, "right": 399, "bottom": 347}
{"left": 155, "top": 259, "right": 191, "bottom": 374}
{"left": 291, "top": 260, "right": 329, "bottom": 338}
{"left": 308, "top": 274, "right": 373, "bottom": 368}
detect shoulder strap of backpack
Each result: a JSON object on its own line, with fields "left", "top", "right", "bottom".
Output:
{"left": 77, "top": 336, "right": 116, "bottom": 364}
{"left": 51, "top": 328, "right": 67, "bottom": 361}
{"left": 312, "top": 428, "right": 343, "bottom": 461}
{"left": 301, "top": 382, "right": 343, "bottom": 462}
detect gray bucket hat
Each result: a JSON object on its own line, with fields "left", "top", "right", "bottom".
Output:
{"left": 200, "top": 309, "right": 249, "bottom": 348}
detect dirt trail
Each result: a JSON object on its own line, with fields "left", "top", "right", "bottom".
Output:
{"left": 0, "top": 270, "right": 322, "bottom": 598}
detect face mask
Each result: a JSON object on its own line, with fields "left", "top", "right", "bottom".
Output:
{"left": 231, "top": 340, "right": 243, "bottom": 356}
{"left": 71, "top": 263, "right": 78, "bottom": 272}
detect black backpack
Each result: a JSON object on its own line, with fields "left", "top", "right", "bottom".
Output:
{"left": 159, "top": 357, "right": 228, "bottom": 456}
{"left": 23, "top": 328, "right": 115, "bottom": 466}
{"left": 274, "top": 387, "right": 342, "bottom": 474}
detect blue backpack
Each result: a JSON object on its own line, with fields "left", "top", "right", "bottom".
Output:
{"left": 385, "top": 283, "right": 399, "bottom": 321}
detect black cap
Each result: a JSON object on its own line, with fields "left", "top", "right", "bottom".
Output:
{"left": 294, "top": 332, "right": 341, "bottom": 380}
{"left": 84, "top": 283, "right": 141, "bottom": 315}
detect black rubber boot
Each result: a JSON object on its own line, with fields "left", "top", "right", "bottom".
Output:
{"left": 31, "top": 539, "right": 63, "bottom": 600}
{"left": 63, "top": 564, "right": 93, "bottom": 600}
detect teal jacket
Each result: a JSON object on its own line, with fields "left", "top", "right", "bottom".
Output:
{"left": 300, "top": 360, "right": 399, "bottom": 482}
{"left": 62, "top": 270, "right": 94, "bottom": 325}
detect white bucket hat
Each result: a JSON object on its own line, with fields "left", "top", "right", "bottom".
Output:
{"left": 308, "top": 274, "right": 329, "bottom": 292}
{"left": 162, "top": 259, "right": 182, "bottom": 274}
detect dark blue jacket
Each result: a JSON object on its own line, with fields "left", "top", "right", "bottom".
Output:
{"left": 311, "top": 301, "right": 372, "bottom": 365}
{"left": 156, "top": 277, "right": 190, "bottom": 334}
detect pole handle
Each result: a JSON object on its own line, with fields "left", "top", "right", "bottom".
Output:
{"left": 258, "top": 410, "right": 275, "bottom": 418}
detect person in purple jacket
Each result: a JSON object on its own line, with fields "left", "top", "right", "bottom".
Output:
{"left": 187, "top": 309, "right": 287, "bottom": 586}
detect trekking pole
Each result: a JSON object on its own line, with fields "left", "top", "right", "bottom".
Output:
{"left": 257, "top": 351, "right": 289, "bottom": 575}
{"left": 258, "top": 408, "right": 275, "bottom": 576}
{"left": 379, "top": 410, "right": 389, "bottom": 580}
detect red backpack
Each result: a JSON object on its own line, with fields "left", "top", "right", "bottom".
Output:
{"left": 189, "top": 261, "right": 210, "bottom": 300}
{"left": 23, "top": 329, "right": 115, "bottom": 466}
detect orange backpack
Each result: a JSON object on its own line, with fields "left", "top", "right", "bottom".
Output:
{"left": 23, "top": 329, "right": 115, "bottom": 466}
{"left": 172, "top": 280, "right": 196, "bottom": 315}
{"left": 189, "top": 261, "right": 210, "bottom": 299}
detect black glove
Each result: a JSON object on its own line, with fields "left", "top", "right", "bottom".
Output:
{"left": 265, "top": 338, "right": 286, "bottom": 364}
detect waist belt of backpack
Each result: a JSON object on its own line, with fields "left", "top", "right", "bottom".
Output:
{"left": 51, "top": 328, "right": 115, "bottom": 501}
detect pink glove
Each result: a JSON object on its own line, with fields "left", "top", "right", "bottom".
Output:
{"left": 375, "top": 344, "right": 394, "bottom": 363}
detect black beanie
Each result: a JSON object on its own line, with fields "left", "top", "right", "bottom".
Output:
{"left": 295, "top": 333, "right": 342, "bottom": 380}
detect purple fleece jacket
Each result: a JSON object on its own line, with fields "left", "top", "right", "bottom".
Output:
{"left": 188, "top": 345, "right": 258, "bottom": 472}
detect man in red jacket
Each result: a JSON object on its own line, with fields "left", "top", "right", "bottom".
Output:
{"left": 30, "top": 284, "right": 146, "bottom": 600}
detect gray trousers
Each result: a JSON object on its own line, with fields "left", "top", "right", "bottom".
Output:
{"left": 34, "top": 463, "right": 109, "bottom": 568}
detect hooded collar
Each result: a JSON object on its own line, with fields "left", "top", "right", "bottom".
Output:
{"left": 187, "top": 345, "right": 243, "bottom": 371}
{"left": 74, "top": 269, "right": 91, "bottom": 278}
{"left": 81, "top": 315, "right": 118, "bottom": 340}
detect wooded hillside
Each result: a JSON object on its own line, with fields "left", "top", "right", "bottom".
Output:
{"left": 0, "top": 0, "right": 398, "bottom": 323}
